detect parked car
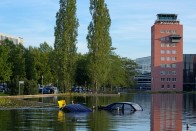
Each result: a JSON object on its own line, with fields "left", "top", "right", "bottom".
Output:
{"left": 98, "top": 102, "right": 143, "bottom": 112}
{"left": 71, "top": 86, "right": 85, "bottom": 93}
{"left": 60, "top": 103, "right": 92, "bottom": 113}
{"left": 71, "top": 86, "right": 92, "bottom": 93}
{"left": 0, "top": 86, "right": 5, "bottom": 92}
{"left": 39, "top": 86, "right": 58, "bottom": 94}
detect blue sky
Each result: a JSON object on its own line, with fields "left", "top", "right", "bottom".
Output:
{"left": 0, "top": 0, "right": 195, "bottom": 59}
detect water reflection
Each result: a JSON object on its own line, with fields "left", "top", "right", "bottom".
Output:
{"left": 151, "top": 94, "right": 183, "bottom": 131}
{"left": 1, "top": 93, "right": 196, "bottom": 130}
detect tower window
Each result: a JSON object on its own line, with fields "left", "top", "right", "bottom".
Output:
{"left": 172, "top": 50, "right": 176, "bottom": 54}
{"left": 161, "top": 50, "right": 165, "bottom": 54}
{"left": 161, "top": 71, "right": 165, "bottom": 75}
{"left": 166, "top": 57, "right": 171, "bottom": 61}
{"left": 172, "top": 71, "right": 177, "bottom": 75}
{"left": 166, "top": 50, "right": 171, "bottom": 54}
{"left": 166, "top": 64, "right": 171, "bottom": 68}
{"left": 172, "top": 64, "right": 176, "bottom": 68}
{"left": 161, "top": 57, "right": 165, "bottom": 61}
{"left": 172, "top": 57, "right": 177, "bottom": 61}
{"left": 160, "top": 64, "right": 165, "bottom": 68}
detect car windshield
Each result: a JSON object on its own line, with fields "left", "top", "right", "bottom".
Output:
{"left": 110, "top": 103, "right": 123, "bottom": 110}
{"left": 131, "top": 103, "right": 142, "bottom": 110}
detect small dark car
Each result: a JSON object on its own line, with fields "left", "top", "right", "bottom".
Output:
{"left": 61, "top": 104, "right": 92, "bottom": 113}
{"left": 98, "top": 102, "right": 143, "bottom": 112}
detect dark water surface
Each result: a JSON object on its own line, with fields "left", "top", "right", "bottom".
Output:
{"left": 0, "top": 93, "right": 196, "bottom": 131}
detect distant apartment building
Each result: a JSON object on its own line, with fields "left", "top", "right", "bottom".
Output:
{"left": 134, "top": 56, "right": 151, "bottom": 90}
{"left": 0, "top": 33, "right": 24, "bottom": 45}
{"left": 151, "top": 14, "right": 183, "bottom": 91}
{"left": 135, "top": 56, "right": 151, "bottom": 74}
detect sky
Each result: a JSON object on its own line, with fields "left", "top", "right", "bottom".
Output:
{"left": 0, "top": 0, "right": 196, "bottom": 60}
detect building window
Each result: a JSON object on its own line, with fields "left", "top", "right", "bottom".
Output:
{"left": 161, "top": 57, "right": 165, "bottom": 61}
{"left": 167, "top": 78, "right": 171, "bottom": 81}
{"left": 171, "top": 43, "right": 176, "bottom": 47}
{"left": 172, "top": 64, "right": 176, "bottom": 68}
{"left": 173, "top": 84, "right": 176, "bottom": 88}
{"left": 166, "top": 57, "right": 171, "bottom": 61}
{"left": 172, "top": 71, "right": 176, "bottom": 75}
{"left": 161, "top": 50, "right": 165, "bottom": 54}
{"left": 161, "top": 43, "right": 165, "bottom": 47}
{"left": 172, "top": 78, "right": 177, "bottom": 82}
{"left": 160, "top": 37, "right": 165, "bottom": 41}
{"left": 166, "top": 50, "right": 171, "bottom": 54}
{"left": 167, "top": 85, "right": 170, "bottom": 88}
{"left": 172, "top": 57, "right": 177, "bottom": 61}
{"left": 161, "top": 64, "right": 165, "bottom": 68}
{"left": 172, "top": 50, "right": 176, "bottom": 54}
{"left": 166, "top": 43, "right": 170, "bottom": 47}
{"left": 161, "top": 85, "right": 164, "bottom": 88}
{"left": 166, "top": 64, "right": 171, "bottom": 68}
{"left": 160, "top": 30, "right": 165, "bottom": 33}
{"left": 172, "top": 30, "right": 177, "bottom": 34}
{"left": 167, "top": 71, "right": 171, "bottom": 75}
{"left": 161, "top": 78, "right": 165, "bottom": 82}
{"left": 166, "top": 37, "right": 170, "bottom": 41}
{"left": 161, "top": 71, "right": 165, "bottom": 75}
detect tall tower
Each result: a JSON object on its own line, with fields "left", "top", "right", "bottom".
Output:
{"left": 151, "top": 14, "right": 183, "bottom": 91}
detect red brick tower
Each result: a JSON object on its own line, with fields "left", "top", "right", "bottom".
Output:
{"left": 151, "top": 14, "right": 183, "bottom": 91}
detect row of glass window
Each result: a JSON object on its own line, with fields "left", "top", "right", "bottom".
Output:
{"left": 161, "top": 84, "right": 176, "bottom": 89}
{"left": 161, "top": 77, "right": 177, "bottom": 82}
{"left": 161, "top": 57, "right": 177, "bottom": 61}
{"left": 161, "top": 50, "right": 176, "bottom": 54}
{"left": 160, "top": 30, "right": 177, "bottom": 34}
{"left": 160, "top": 64, "right": 176, "bottom": 68}
{"left": 160, "top": 71, "right": 176, "bottom": 75}
{"left": 161, "top": 43, "right": 176, "bottom": 47}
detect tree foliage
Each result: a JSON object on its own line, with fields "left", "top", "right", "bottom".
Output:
{"left": 54, "top": 0, "right": 79, "bottom": 92}
{"left": 87, "top": 0, "right": 112, "bottom": 91}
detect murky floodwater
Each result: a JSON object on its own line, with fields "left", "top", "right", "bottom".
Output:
{"left": 0, "top": 93, "right": 196, "bottom": 131}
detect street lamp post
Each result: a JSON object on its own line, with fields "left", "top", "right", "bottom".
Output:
{"left": 42, "top": 75, "right": 43, "bottom": 95}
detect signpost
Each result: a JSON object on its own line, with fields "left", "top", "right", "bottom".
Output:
{"left": 19, "top": 81, "right": 24, "bottom": 95}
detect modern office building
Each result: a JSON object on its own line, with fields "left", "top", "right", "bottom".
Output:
{"left": 135, "top": 56, "right": 151, "bottom": 90}
{"left": 151, "top": 14, "right": 183, "bottom": 91}
{"left": 0, "top": 33, "right": 24, "bottom": 45}
{"left": 183, "top": 54, "right": 196, "bottom": 91}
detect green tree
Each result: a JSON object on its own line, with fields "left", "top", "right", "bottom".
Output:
{"left": 54, "top": 0, "right": 79, "bottom": 92}
{"left": 121, "top": 57, "right": 137, "bottom": 87}
{"left": 75, "top": 54, "right": 89, "bottom": 87}
{"left": 87, "top": 0, "right": 112, "bottom": 91}
{"left": 0, "top": 45, "right": 12, "bottom": 82}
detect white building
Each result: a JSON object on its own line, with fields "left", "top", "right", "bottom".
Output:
{"left": 0, "top": 33, "right": 24, "bottom": 45}
{"left": 135, "top": 56, "right": 151, "bottom": 74}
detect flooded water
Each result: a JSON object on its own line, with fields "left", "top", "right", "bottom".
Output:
{"left": 0, "top": 93, "right": 196, "bottom": 131}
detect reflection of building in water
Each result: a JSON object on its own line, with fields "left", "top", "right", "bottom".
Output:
{"left": 151, "top": 94, "right": 182, "bottom": 131}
